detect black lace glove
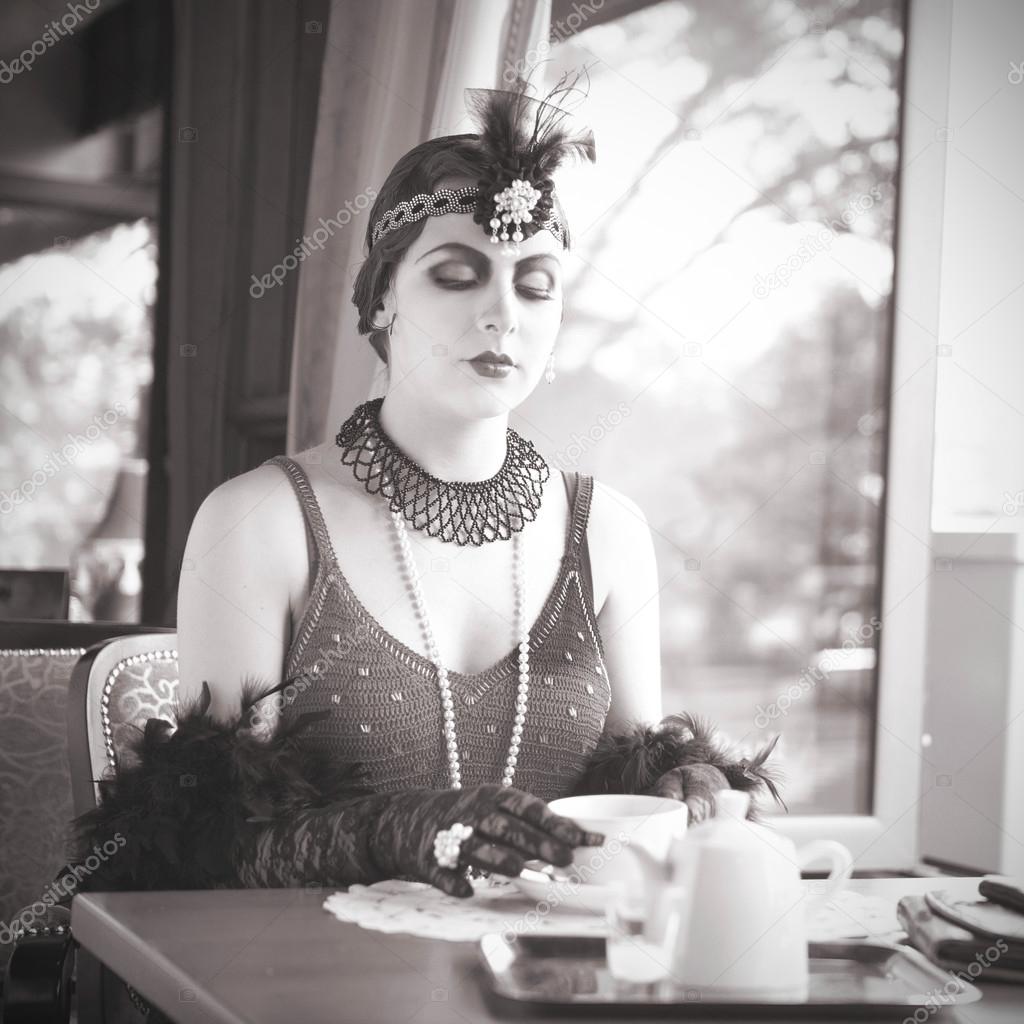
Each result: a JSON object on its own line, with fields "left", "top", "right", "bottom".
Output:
{"left": 236, "top": 783, "right": 605, "bottom": 898}
{"left": 372, "top": 783, "right": 607, "bottom": 897}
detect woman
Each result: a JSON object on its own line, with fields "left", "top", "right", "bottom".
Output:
{"left": 68, "top": 71, "right": 783, "bottom": 903}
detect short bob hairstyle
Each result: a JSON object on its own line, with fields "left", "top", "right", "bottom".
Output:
{"left": 351, "top": 134, "right": 575, "bottom": 367}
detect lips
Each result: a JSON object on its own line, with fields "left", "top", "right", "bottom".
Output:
{"left": 469, "top": 351, "right": 515, "bottom": 366}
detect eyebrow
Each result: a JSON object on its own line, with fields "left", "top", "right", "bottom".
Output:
{"left": 415, "top": 242, "right": 561, "bottom": 268}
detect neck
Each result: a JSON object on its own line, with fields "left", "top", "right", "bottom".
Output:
{"left": 375, "top": 392, "right": 511, "bottom": 482}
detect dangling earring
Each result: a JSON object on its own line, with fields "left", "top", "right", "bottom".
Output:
{"left": 544, "top": 350, "right": 556, "bottom": 384}
{"left": 371, "top": 312, "right": 396, "bottom": 336}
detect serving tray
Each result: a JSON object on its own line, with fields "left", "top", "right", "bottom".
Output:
{"left": 477, "top": 934, "right": 982, "bottom": 1016}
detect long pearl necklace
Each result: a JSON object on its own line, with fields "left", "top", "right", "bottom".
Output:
{"left": 390, "top": 509, "right": 530, "bottom": 790}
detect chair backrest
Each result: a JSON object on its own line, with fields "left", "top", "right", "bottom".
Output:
{"left": 66, "top": 633, "right": 179, "bottom": 816}
{"left": 0, "top": 622, "right": 173, "bottom": 974}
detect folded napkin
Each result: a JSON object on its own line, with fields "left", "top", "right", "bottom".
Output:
{"left": 897, "top": 876, "right": 1024, "bottom": 983}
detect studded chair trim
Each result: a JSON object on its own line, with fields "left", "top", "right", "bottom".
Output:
{"left": 1, "top": 647, "right": 88, "bottom": 657}
{"left": 97, "top": 647, "right": 179, "bottom": 768}
{"left": 66, "top": 632, "right": 179, "bottom": 816}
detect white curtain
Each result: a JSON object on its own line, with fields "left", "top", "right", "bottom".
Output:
{"left": 286, "top": 0, "right": 552, "bottom": 453}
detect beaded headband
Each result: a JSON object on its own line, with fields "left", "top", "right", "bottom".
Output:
{"left": 368, "top": 68, "right": 596, "bottom": 257}
{"left": 370, "top": 185, "right": 567, "bottom": 252}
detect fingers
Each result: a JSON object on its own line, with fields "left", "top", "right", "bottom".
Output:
{"left": 461, "top": 835, "right": 524, "bottom": 878}
{"left": 425, "top": 863, "right": 474, "bottom": 898}
{"left": 475, "top": 811, "right": 574, "bottom": 867}
{"left": 494, "top": 788, "right": 605, "bottom": 849}
{"left": 685, "top": 793, "right": 715, "bottom": 825}
{"left": 678, "top": 763, "right": 731, "bottom": 803}
{"left": 649, "top": 766, "right": 686, "bottom": 801}
{"left": 645, "top": 764, "right": 730, "bottom": 823}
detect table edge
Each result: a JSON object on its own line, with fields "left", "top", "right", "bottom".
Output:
{"left": 72, "top": 892, "right": 251, "bottom": 1024}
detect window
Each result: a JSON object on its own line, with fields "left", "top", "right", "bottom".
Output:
{"left": 0, "top": 216, "right": 157, "bottom": 621}
{"left": 520, "top": 0, "right": 911, "bottom": 857}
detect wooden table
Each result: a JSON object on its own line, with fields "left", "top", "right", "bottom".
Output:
{"left": 71, "top": 877, "right": 1022, "bottom": 1023}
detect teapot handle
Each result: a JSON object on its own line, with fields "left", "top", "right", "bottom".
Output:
{"left": 795, "top": 839, "right": 853, "bottom": 905}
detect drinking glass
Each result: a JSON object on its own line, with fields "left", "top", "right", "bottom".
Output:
{"left": 604, "top": 875, "right": 689, "bottom": 991}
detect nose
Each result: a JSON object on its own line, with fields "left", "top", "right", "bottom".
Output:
{"left": 477, "top": 282, "right": 518, "bottom": 336}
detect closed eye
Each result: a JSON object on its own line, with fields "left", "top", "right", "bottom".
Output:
{"left": 433, "top": 278, "right": 554, "bottom": 301}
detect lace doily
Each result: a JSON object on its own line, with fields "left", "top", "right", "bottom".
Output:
{"left": 321, "top": 877, "right": 903, "bottom": 944}
{"left": 804, "top": 888, "right": 903, "bottom": 941}
{"left": 322, "top": 875, "right": 608, "bottom": 942}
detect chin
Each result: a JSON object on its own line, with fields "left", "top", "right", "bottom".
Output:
{"left": 453, "top": 375, "right": 526, "bottom": 414}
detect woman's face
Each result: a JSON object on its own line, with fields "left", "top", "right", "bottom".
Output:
{"left": 379, "top": 196, "right": 565, "bottom": 416}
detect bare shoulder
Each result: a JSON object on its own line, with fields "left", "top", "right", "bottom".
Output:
{"left": 586, "top": 476, "right": 662, "bottom": 728}
{"left": 590, "top": 477, "right": 651, "bottom": 556}
{"left": 591, "top": 478, "right": 648, "bottom": 526}
{"left": 586, "top": 477, "right": 653, "bottom": 615}
{"left": 186, "top": 459, "right": 312, "bottom": 598}
{"left": 192, "top": 460, "right": 303, "bottom": 547}
{"left": 177, "top": 459, "right": 311, "bottom": 721}
{"left": 290, "top": 442, "right": 369, "bottom": 498}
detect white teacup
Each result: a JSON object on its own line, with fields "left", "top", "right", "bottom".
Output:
{"left": 547, "top": 794, "right": 688, "bottom": 887}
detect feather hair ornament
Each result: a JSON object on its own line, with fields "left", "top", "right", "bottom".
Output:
{"left": 464, "top": 64, "right": 597, "bottom": 252}
{"left": 369, "top": 64, "right": 597, "bottom": 253}
{"left": 570, "top": 711, "right": 788, "bottom": 825}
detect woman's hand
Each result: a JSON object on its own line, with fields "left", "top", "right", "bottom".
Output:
{"left": 643, "top": 762, "right": 732, "bottom": 825}
{"left": 370, "top": 783, "right": 606, "bottom": 898}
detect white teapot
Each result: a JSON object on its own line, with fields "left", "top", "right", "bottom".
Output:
{"left": 626, "top": 788, "right": 852, "bottom": 1000}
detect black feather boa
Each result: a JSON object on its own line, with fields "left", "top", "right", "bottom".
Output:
{"left": 61, "top": 677, "right": 375, "bottom": 897}
{"left": 570, "top": 712, "right": 787, "bottom": 823}
{"left": 57, "top": 682, "right": 785, "bottom": 901}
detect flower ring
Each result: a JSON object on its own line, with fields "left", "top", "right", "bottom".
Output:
{"left": 433, "top": 822, "right": 474, "bottom": 870}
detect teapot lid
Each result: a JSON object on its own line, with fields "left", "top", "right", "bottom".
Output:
{"left": 715, "top": 789, "right": 751, "bottom": 821}
{"left": 690, "top": 788, "right": 791, "bottom": 857}
{"left": 686, "top": 788, "right": 753, "bottom": 849}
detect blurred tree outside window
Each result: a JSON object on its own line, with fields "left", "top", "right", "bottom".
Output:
{"left": 0, "top": 217, "right": 157, "bottom": 622}
{"left": 525, "top": 0, "right": 904, "bottom": 813}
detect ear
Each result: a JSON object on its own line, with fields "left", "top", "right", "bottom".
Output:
{"left": 370, "top": 297, "right": 394, "bottom": 354}
{"left": 377, "top": 280, "right": 398, "bottom": 321}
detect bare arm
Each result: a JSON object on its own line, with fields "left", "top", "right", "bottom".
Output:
{"left": 176, "top": 466, "right": 303, "bottom": 724}
{"left": 594, "top": 482, "right": 663, "bottom": 733}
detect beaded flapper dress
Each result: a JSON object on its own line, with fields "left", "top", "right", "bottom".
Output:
{"left": 262, "top": 455, "right": 610, "bottom": 801}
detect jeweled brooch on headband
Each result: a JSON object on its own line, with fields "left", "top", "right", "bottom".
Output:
{"left": 369, "top": 68, "right": 597, "bottom": 256}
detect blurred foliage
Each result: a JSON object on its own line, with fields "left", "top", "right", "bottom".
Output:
{"left": 523, "top": 0, "right": 905, "bottom": 811}
{"left": 0, "top": 219, "right": 156, "bottom": 570}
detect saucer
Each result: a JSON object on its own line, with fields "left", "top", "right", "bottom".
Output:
{"left": 513, "top": 862, "right": 614, "bottom": 914}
